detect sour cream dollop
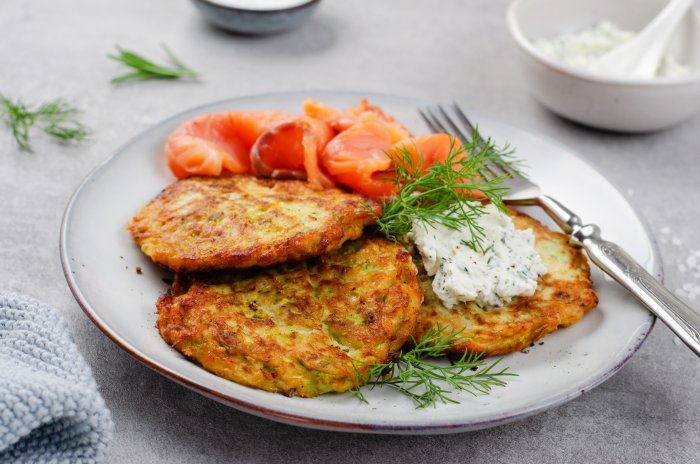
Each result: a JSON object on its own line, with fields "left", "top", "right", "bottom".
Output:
{"left": 407, "top": 204, "right": 547, "bottom": 308}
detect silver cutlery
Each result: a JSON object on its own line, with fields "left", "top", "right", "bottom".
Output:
{"left": 420, "top": 104, "right": 700, "bottom": 357}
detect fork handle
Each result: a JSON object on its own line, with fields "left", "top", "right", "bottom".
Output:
{"left": 537, "top": 195, "right": 700, "bottom": 357}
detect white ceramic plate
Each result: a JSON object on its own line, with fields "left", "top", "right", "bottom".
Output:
{"left": 60, "top": 91, "right": 658, "bottom": 434}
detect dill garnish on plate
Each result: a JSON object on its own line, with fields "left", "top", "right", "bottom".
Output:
{"left": 373, "top": 128, "right": 523, "bottom": 251}
{"left": 352, "top": 326, "right": 516, "bottom": 408}
{"left": 356, "top": 127, "right": 525, "bottom": 407}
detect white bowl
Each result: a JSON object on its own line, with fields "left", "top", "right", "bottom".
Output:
{"left": 507, "top": 0, "right": 700, "bottom": 132}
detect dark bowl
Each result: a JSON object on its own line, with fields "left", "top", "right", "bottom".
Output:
{"left": 191, "top": 0, "right": 321, "bottom": 35}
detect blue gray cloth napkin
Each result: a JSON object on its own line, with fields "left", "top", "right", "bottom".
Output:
{"left": 0, "top": 291, "right": 113, "bottom": 463}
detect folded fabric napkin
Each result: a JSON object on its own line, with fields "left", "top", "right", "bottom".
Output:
{"left": 0, "top": 291, "right": 113, "bottom": 463}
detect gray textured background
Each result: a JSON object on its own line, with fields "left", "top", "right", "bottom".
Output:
{"left": 1, "top": 0, "right": 699, "bottom": 462}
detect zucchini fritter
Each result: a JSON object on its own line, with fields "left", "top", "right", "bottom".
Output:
{"left": 413, "top": 210, "right": 598, "bottom": 357}
{"left": 156, "top": 237, "right": 423, "bottom": 397}
{"left": 128, "top": 176, "right": 380, "bottom": 272}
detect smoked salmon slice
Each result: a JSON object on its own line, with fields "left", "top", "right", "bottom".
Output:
{"left": 390, "top": 134, "right": 485, "bottom": 199}
{"left": 166, "top": 110, "right": 289, "bottom": 179}
{"left": 323, "top": 132, "right": 465, "bottom": 200}
{"left": 251, "top": 116, "right": 335, "bottom": 189}
{"left": 321, "top": 118, "right": 395, "bottom": 199}
{"left": 166, "top": 135, "right": 225, "bottom": 179}
{"left": 310, "top": 98, "right": 417, "bottom": 199}
{"left": 389, "top": 133, "right": 463, "bottom": 170}
{"left": 304, "top": 98, "right": 413, "bottom": 142}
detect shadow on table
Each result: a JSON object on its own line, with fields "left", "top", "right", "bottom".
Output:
{"left": 192, "top": 15, "right": 339, "bottom": 57}
{"left": 534, "top": 100, "right": 692, "bottom": 141}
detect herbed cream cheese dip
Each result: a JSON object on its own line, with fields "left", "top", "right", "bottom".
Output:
{"left": 534, "top": 20, "right": 690, "bottom": 78}
{"left": 408, "top": 204, "right": 547, "bottom": 308}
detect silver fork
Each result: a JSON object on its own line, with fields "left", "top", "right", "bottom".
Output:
{"left": 420, "top": 104, "right": 700, "bottom": 357}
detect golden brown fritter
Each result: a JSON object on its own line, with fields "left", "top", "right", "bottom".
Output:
{"left": 156, "top": 237, "right": 423, "bottom": 397}
{"left": 412, "top": 210, "right": 598, "bottom": 357}
{"left": 128, "top": 175, "right": 380, "bottom": 272}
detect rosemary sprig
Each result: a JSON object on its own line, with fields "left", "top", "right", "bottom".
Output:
{"left": 0, "top": 94, "right": 88, "bottom": 151}
{"left": 374, "top": 129, "right": 522, "bottom": 250}
{"left": 108, "top": 44, "right": 199, "bottom": 83}
{"left": 351, "top": 326, "right": 515, "bottom": 408}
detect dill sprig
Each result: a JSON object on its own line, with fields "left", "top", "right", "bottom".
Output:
{"left": 374, "top": 129, "right": 521, "bottom": 250}
{"left": 351, "top": 326, "right": 515, "bottom": 408}
{"left": 108, "top": 44, "right": 199, "bottom": 83}
{"left": 0, "top": 94, "right": 88, "bottom": 151}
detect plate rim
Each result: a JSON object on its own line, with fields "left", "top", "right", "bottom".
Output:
{"left": 59, "top": 90, "right": 659, "bottom": 434}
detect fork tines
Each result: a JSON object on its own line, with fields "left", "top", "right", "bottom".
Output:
{"left": 419, "top": 103, "right": 477, "bottom": 144}
{"left": 419, "top": 103, "right": 508, "bottom": 182}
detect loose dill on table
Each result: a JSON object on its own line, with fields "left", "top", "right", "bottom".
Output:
{"left": 372, "top": 128, "right": 525, "bottom": 251}
{"left": 0, "top": 93, "right": 88, "bottom": 152}
{"left": 351, "top": 326, "right": 516, "bottom": 409}
{"left": 108, "top": 44, "right": 199, "bottom": 83}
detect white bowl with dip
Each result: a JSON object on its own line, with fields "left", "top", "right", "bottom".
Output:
{"left": 507, "top": 0, "right": 700, "bottom": 132}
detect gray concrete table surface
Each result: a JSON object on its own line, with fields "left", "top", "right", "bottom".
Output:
{"left": 1, "top": 0, "right": 699, "bottom": 462}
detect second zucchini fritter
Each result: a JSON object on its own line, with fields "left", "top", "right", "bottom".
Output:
{"left": 156, "top": 237, "right": 423, "bottom": 397}
{"left": 412, "top": 210, "right": 599, "bottom": 357}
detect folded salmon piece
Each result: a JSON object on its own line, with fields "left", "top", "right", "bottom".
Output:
{"left": 304, "top": 98, "right": 413, "bottom": 141}
{"left": 251, "top": 116, "right": 335, "bottom": 189}
{"left": 321, "top": 117, "right": 462, "bottom": 200}
{"left": 165, "top": 110, "right": 289, "bottom": 179}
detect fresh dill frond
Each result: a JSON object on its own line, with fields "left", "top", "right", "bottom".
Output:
{"left": 374, "top": 129, "right": 521, "bottom": 250}
{"left": 469, "top": 125, "right": 525, "bottom": 178}
{"left": 351, "top": 326, "right": 515, "bottom": 408}
{"left": 0, "top": 93, "right": 88, "bottom": 151}
{"left": 108, "top": 44, "right": 199, "bottom": 83}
